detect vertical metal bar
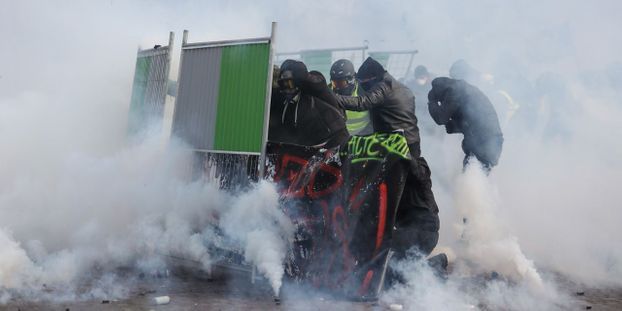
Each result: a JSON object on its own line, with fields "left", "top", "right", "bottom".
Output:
{"left": 405, "top": 52, "right": 415, "bottom": 79}
{"left": 171, "top": 30, "right": 188, "bottom": 140}
{"left": 258, "top": 22, "right": 276, "bottom": 180}
{"left": 162, "top": 31, "right": 174, "bottom": 112}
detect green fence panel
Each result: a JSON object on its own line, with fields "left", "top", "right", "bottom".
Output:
{"left": 213, "top": 43, "right": 270, "bottom": 153}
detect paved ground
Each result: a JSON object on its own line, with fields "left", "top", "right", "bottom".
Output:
{"left": 2, "top": 267, "right": 621, "bottom": 310}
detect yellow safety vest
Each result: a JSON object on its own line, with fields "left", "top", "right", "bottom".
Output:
{"left": 330, "top": 83, "right": 371, "bottom": 134}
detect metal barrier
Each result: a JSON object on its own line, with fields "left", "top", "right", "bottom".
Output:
{"left": 127, "top": 32, "right": 174, "bottom": 138}
{"left": 191, "top": 151, "right": 260, "bottom": 190}
{"left": 172, "top": 24, "right": 276, "bottom": 187}
{"left": 369, "top": 50, "right": 418, "bottom": 81}
{"left": 276, "top": 46, "right": 418, "bottom": 81}
{"left": 276, "top": 45, "right": 368, "bottom": 79}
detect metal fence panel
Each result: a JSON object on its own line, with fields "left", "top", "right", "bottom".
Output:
{"left": 213, "top": 43, "right": 270, "bottom": 153}
{"left": 172, "top": 39, "right": 271, "bottom": 154}
{"left": 301, "top": 50, "right": 332, "bottom": 79}
{"left": 276, "top": 48, "right": 417, "bottom": 81}
{"left": 369, "top": 51, "right": 417, "bottom": 81}
{"left": 127, "top": 38, "right": 172, "bottom": 137}
{"left": 171, "top": 47, "right": 222, "bottom": 150}
{"left": 276, "top": 47, "right": 367, "bottom": 80}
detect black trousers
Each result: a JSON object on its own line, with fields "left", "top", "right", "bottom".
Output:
{"left": 392, "top": 143, "right": 440, "bottom": 259}
{"left": 462, "top": 135, "right": 503, "bottom": 170}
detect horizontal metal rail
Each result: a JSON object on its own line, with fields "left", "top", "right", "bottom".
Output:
{"left": 192, "top": 149, "right": 261, "bottom": 156}
{"left": 276, "top": 45, "right": 369, "bottom": 56}
{"left": 369, "top": 49, "right": 419, "bottom": 55}
{"left": 183, "top": 37, "right": 271, "bottom": 50}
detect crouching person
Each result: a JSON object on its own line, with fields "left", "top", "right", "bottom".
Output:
{"left": 428, "top": 77, "right": 504, "bottom": 172}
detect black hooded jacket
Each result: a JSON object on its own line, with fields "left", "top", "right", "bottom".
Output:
{"left": 428, "top": 77, "right": 503, "bottom": 157}
{"left": 335, "top": 58, "right": 421, "bottom": 150}
{"left": 269, "top": 65, "right": 349, "bottom": 148}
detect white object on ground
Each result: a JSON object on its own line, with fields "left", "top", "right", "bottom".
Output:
{"left": 389, "top": 303, "right": 404, "bottom": 310}
{"left": 154, "top": 296, "right": 171, "bottom": 305}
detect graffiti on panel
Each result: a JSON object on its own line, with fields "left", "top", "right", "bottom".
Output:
{"left": 266, "top": 132, "right": 410, "bottom": 299}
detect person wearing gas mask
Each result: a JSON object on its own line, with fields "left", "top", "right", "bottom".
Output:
{"left": 427, "top": 77, "right": 504, "bottom": 171}
{"left": 336, "top": 57, "right": 441, "bottom": 263}
{"left": 268, "top": 59, "right": 349, "bottom": 148}
{"left": 329, "top": 59, "right": 373, "bottom": 135}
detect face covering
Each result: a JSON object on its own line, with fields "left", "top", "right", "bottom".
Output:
{"left": 359, "top": 78, "right": 377, "bottom": 92}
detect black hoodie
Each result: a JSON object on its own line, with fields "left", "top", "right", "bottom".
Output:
{"left": 428, "top": 77, "right": 503, "bottom": 164}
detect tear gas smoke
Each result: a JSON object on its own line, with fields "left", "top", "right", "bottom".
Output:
{"left": 219, "top": 181, "right": 295, "bottom": 296}
{"left": 2, "top": 0, "right": 622, "bottom": 308}
{"left": 380, "top": 163, "right": 574, "bottom": 310}
{"left": 452, "top": 161, "right": 543, "bottom": 290}
{"left": 0, "top": 129, "right": 293, "bottom": 302}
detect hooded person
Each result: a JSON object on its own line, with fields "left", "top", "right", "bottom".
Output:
{"left": 329, "top": 59, "right": 373, "bottom": 135}
{"left": 411, "top": 65, "right": 435, "bottom": 97}
{"left": 336, "top": 57, "right": 441, "bottom": 261}
{"left": 268, "top": 59, "right": 349, "bottom": 149}
{"left": 407, "top": 65, "right": 440, "bottom": 137}
{"left": 428, "top": 77, "right": 504, "bottom": 170}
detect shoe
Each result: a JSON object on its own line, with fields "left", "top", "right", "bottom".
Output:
{"left": 427, "top": 253, "right": 448, "bottom": 278}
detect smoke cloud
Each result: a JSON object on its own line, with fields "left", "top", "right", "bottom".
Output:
{"left": 1, "top": 0, "right": 621, "bottom": 308}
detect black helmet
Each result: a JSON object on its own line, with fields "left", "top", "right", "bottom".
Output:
{"left": 330, "top": 59, "right": 356, "bottom": 95}
{"left": 330, "top": 59, "right": 356, "bottom": 80}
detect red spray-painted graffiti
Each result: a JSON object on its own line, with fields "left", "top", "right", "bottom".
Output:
{"left": 267, "top": 141, "right": 407, "bottom": 300}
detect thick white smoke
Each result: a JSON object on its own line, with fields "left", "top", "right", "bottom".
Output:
{"left": 452, "top": 161, "right": 543, "bottom": 290}
{"left": 2, "top": 0, "right": 621, "bottom": 308}
{"left": 0, "top": 130, "right": 293, "bottom": 302}
{"left": 219, "top": 181, "right": 295, "bottom": 296}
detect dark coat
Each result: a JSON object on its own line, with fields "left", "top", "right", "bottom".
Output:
{"left": 336, "top": 73, "right": 421, "bottom": 152}
{"left": 268, "top": 72, "right": 349, "bottom": 148}
{"left": 428, "top": 77, "right": 503, "bottom": 166}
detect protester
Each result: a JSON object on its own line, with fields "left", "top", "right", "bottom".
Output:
{"left": 268, "top": 59, "right": 349, "bottom": 148}
{"left": 428, "top": 77, "right": 504, "bottom": 171}
{"left": 329, "top": 59, "right": 373, "bottom": 135}
{"left": 336, "top": 57, "right": 440, "bottom": 259}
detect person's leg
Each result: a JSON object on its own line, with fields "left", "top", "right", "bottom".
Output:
{"left": 473, "top": 136, "right": 503, "bottom": 169}
{"left": 387, "top": 206, "right": 441, "bottom": 287}
{"left": 394, "top": 144, "right": 440, "bottom": 259}
{"left": 392, "top": 207, "right": 440, "bottom": 259}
